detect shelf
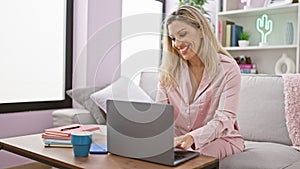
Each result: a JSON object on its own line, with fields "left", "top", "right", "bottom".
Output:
{"left": 217, "top": 0, "right": 300, "bottom": 74}
{"left": 219, "top": 3, "right": 298, "bottom": 17}
{"left": 224, "top": 45, "right": 297, "bottom": 51}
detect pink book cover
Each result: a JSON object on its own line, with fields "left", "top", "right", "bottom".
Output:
{"left": 41, "top": 133, "right": 71, "bottom": 140}
{"left": 238, "top": 64, "right": 255, "bottom": 69}
{"left": 44, "top": 124, "right": 100, "bottom": 137}
{"left": 218, "top": 21, "right": 223, "bottom": 45}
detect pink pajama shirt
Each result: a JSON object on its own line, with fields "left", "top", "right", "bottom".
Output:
{"left": 156, "top": 54, "right": 244, "bottom": 159}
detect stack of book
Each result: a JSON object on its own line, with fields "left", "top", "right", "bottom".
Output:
{"left": 42, "top": 124, "right": 100, "bottom": 148}
{"left": 239, "top": 63, "right": 257, "bottom": 74}
{"left": 218, "top": 20, "right": 243, "bottom": 47}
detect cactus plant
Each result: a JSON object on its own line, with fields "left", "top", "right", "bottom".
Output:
{"left": 256, "top": 14, "right": 273, "bottom": 44}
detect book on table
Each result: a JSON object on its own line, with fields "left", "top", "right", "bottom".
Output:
{"left": 41, "top": 133, "right": 71, "bottom": 140}
{"left": 44, "top": 143, "right": 73, "bottom": 148}
{"left": 44, "top": 124, "right": 100, "bottom": 137}
{"left": 42, "top": 124, "right": 100, "bottom": 148}
{"left": 43, "top": 138, "right": 72, "bottom": 148}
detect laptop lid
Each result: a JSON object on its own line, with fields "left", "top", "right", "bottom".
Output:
{"left": 106, "top": 99, "right": 199, "bottom": 166}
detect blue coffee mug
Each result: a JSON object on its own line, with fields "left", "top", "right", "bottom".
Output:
{"left": 71, "top": 131, "right": 92, "bottom": 157}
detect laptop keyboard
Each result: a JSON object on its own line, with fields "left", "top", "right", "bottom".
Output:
{"left": 174, "top": 153, "right": 187, "bottom": 161}
{"left": 174, "top": 148, "right": 200, "bottom": 161}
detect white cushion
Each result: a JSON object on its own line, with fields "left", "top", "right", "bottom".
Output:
{"left": 90, "top": 76, "right": 153, "bottom": 113}
{"left": 238, "top": 74, "right": 292, "bottom": 145}
{"left": 66, "top": 86, "right": 107, "bottom": 124}
{"left": 139, "top": 71, "right": 159, "bottom": 100}
{"left": 52, "top": 108, "right": 96, "bottom": 127}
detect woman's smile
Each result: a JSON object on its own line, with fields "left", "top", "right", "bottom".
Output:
{"left": 179, "top": 45, "right": 189, "bottom": 55}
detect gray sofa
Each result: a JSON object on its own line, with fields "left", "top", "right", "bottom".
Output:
{"left": 52, "top": 71, "right": 300, "bottom": 169}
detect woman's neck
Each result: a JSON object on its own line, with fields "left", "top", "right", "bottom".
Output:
{"left": 188, "top": 56, "right": 204, "bottom": 68}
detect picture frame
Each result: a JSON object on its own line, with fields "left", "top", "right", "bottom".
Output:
{"left": 264, "top": 0, "right": 293, "bottom": 7}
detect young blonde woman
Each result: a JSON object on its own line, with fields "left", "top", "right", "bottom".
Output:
{"left": 156, "top": 5, "right": 244, "bottom": 159}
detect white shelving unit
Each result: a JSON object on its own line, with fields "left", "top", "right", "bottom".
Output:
{"left": 216, "top": 0, "right": 300, "bottom": 74}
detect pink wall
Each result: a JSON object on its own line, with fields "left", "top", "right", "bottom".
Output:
{"left": 86, "top": 0, "right": 122, "bottom": 87}
{"left": 0, "top": 110, "right": 53, "bottom": 168}
{"left": 0, "top": 1, "right": 122, "bottom": 168}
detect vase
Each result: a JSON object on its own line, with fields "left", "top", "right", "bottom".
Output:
{"left": 285, "top": 22, "right": 294, "bottom": 45}
{"left": 238, "top": 40, "right": 249, "bottom": 47}
{"left": 274, "top": 53, "right": 295, "bottom": 74}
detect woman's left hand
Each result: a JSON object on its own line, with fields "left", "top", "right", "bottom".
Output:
{"left": 174, "top": 134, "right": 194, "bottom": 149}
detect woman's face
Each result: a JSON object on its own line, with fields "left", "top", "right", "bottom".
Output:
{"left": 168, "top": 20, "right": 202, "bottom": 61}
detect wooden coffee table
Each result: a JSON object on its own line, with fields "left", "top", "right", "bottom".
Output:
{"left": 0, "top": 133, "right": 219, "bottom": 169}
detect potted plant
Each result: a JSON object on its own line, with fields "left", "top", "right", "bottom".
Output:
{"left": 179, "top": 0, "right": 208, "bottom": 15}
{"left": 178, "top": 0, "right": 213, "bottom": 27}
{"left": 238, "top": 31, "right": 250, "bottom": 47}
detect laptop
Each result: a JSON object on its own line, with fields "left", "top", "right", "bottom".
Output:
{"left": 106, "top": 99, "right": 200, "bottom": 166}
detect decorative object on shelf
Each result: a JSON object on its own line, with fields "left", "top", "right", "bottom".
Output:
{"left": 256, "top": 14, "right": 273, "bottom": 46}
{"left": 265, "top": 0, "right": 293, "bottom": 7}
{"left": 285, "top": 22, "right": 294, "bottom": 45}
{"left": 236, "top": 55, "right": 252, "bottom": 64}
{"left": 234, "top": 55, "right": 257, "bottom": 74}
{"left": 238, "top": 30, "right": 250, "bottom": 47}
{"left": 241, "top": 0, "right": 252, "bottom": 9}
{"left": 275, "top": 53, "right": 295, "bottom": 74}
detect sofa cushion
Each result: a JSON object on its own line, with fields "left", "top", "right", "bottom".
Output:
{"left": 139, "top": 71, "right": 159, "bottom": 100}
{"left": 220, "top": 141, "right": 300, "bottom": 169}
{"left": 238, "top": 74, "right": 292, "bottom": 145}
{"left": 90, "top": 76, "right": 153, "bottom": 113}
{"left": 66, "top": 86, "right": 107, "bottom": 124}
{"left": 52, "top": 108, "right": 97, "bottom": 127}
{"left": 286, "top": 161, "right": 300, "bottom": 169}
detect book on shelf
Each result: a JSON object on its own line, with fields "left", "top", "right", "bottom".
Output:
{"left": 218, "top": 20, "right": 234, "bottom": 47}
{"left": 218, "top": 21, "right": 223, "bottom": 45}
{"left": 231, "top": 24, "right": 243, "bottom": 47}
{"left": 240, "top": 68, "right": 257, "bottom": 74}
{"left": 44, "top": 124, "right": 100, "bottom": 137}
{"left": 226, "top": 24, "right": 232, "bottom": 47}
{"left": 219, "top": 0, "right": 223, "bottom": 12}
{"left": 238, "top": 63, "right": 256, "bottom": 69}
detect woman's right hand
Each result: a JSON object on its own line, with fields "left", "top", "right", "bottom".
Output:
{"left": 174, "top": 135, "right": 185, "bottom": 147}
{"left": 174, "top": 134, "right": 194, "bottom": 149}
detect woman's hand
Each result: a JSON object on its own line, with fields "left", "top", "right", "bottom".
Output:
{"left": 174, "top": 134, "right": 194, "bottom": 149}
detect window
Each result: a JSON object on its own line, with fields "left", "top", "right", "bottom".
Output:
{"left": 0, "top": 0, "right": 73, "bottom": 113}
{"left": 121, "top": 0, "right": 165, "bottom": 83}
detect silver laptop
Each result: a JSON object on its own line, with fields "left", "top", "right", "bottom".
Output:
{"left": 106, "top": 99, "right": 200, "bottom": 166}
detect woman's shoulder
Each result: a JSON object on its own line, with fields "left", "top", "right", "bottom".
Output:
{"left": 218, "top": 54, "right": 240, "bottom": 74}
{"left": 219, "top": 54, "right": 236, "bottom": 64}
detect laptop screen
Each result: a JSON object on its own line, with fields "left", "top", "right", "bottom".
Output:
{"left": 106, "top": 99, "right": 176, "bottom": 166}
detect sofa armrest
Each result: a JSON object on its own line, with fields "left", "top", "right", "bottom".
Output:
{"left": 52, "top": 108, "right": 97, "bottom": 127}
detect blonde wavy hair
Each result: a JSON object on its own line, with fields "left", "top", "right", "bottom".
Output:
{"left": 159, "top": 5, "right": 232, "bottom": 88}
